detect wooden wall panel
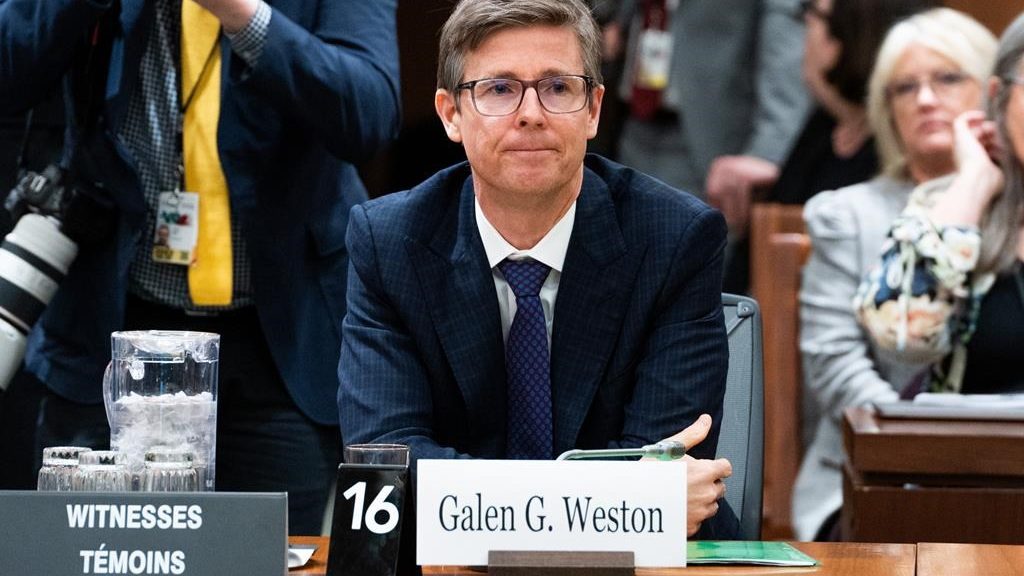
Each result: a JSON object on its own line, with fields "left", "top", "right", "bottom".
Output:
{"left": 944, "top": 1, "right": 1020, "bottom": 35}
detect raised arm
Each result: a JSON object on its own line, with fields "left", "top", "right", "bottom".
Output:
{"left": 224, "top": 0, "right": 400, "bottom": 163}
{"left": 0, "top": 0, "right": 110, "bottom": 113}
{"left": 855, "top": 112, "right": 1001, "bottom": 371}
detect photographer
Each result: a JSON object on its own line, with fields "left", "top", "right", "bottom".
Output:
{"left": 0, "top": 0, "right": 400, "bottom": 535}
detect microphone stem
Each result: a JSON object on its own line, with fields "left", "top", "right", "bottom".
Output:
{"left": 555, "top": 448, "right": 644, "bottom": 461}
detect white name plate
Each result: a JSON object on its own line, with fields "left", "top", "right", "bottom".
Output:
{"left": 416, "top": 460, "right": 686, "bottom": 568}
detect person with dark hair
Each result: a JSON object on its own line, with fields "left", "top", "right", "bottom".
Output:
{"left": 721, "top": 0, "right": 941, "bottom": 292}
{"left": 339, "top": 0, "right": 738, "bottom": 569}
{"left": 0, "top": 0, "right": 400, "bottom": 534}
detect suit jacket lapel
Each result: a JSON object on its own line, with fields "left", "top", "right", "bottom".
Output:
{"left": 408, "top": 177, "right": 507, "bottom": 445}
{"left": 550, "top": 168, "right": 638, "bottom": 454}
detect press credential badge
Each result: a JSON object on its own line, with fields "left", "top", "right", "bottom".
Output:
{"left": 152, "top": 192, "right": 199, "bottom": 265}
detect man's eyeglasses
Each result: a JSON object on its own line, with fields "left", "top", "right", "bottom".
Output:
{"left": 455, "top": 75, "right": 594, "bottom": 117}
{"left": 796, "top": 0, "right": 830, "bottom": 22}
{"left": 886, "top": 71, "right": 972, "bottom": 105}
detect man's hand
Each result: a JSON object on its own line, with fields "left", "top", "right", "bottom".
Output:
{"left": 652, "top": 414, "right": 733, "bottom": 536}
{"left": 189, "top": 0, "right": 258, "bottom": 34}
{"left": 705, "top": 155, "right": 780, "bottom": 238}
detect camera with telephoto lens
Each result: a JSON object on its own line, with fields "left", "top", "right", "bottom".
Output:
{"left": 0, "top": 164, "right": 113, "bottom": 391}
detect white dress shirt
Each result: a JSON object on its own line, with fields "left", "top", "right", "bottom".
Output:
{"left": 475, "top": 198, "right": 576, "bottom": 346}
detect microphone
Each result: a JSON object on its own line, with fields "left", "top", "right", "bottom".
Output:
{"left": 555, "top": 440, "right": 686, "bottom": 462}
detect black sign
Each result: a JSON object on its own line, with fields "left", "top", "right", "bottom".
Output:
{"left": 327, "top": 463, "right": 408, "bottom": 576}
{"left": 0, "top": 491, "right": 286, "bottom": 575}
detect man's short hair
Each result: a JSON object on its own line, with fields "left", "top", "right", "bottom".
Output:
{"left": 436, "top": 0, "right": 603, "bottom": 92}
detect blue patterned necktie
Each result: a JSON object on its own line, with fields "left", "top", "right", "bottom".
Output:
{"left": 498, "top": 258, "right": 553, "bottom": 460}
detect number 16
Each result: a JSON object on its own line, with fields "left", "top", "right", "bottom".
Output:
{"left": 343, "top": 482, "right": 400, "bottom": 534}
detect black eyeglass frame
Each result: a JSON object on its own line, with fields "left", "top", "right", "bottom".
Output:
{"left": 454, "top": 74, "right": 596, "bottom": 117}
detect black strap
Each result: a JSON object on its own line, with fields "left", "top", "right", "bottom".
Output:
{"left": 179, "top": 34, "right": 222, "bottom": 118}
{"left": 13, "top": 109, "right": 35, "bottom": 174}
{"left": 73, "top": 6, "right": 119, "bottom": 131}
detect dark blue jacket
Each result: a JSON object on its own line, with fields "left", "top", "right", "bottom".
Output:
{"left": 339, "top": 155, "right": 738, "bottom": 543}
{"left": 0, "top": 0, "right": 400, "bottom": 425}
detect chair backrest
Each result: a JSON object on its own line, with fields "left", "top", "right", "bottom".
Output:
{"left": 749, "top": 203, "right": 810, "bottom": 539}
{"left": 717, "top": 293, "right": 764, "bottom": 541}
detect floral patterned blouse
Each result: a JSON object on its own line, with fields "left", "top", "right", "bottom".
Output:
{"left": 854, "top": 177, "right": 996, "bottom": 393}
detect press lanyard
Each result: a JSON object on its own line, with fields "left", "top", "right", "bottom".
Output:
{"left": 177, "top": 34, "right": 221, "bottom": 192}
{"left": 179, "top": 34, "right": 221, "bottom": 120}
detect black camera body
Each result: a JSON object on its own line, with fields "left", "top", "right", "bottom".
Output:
{"left": 7, "top": 165, "right": 66, "bottom": 220}
{"left": 4, "top": 164, "right": 113, "bottom": 245}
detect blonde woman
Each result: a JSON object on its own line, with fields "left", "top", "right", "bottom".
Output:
{"left": 795, "top": 8, "right": 996, "bottom": 541}
{"left": 857, "top": 12, "right": 1024, "bottom": 396}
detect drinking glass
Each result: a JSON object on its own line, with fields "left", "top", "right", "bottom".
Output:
{"left": 343, "top": 444, "right": 409, "bottom": 466}
{"left": 37, "top": 446, "right": 92, "bottom": 491}
{"left": 142, "top": 448, "right": 198, "bottom": 492}
{"left": 72, "top": 450, "right": 130, "bottom": 492}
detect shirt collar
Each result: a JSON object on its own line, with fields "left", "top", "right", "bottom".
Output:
{"left": 475, "top": 197, "right": 576, "bottom": 273}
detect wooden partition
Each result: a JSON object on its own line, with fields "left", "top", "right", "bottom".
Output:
{"left": 842, "top": 407, "right": 1024, "bottom": 544}
{"left": 944, "top": 1, "right": 1020, "bottom": 35}
{"left": 749, "top": 204, "right": 811, "bottom": 540}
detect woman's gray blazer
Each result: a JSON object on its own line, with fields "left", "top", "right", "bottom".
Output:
{"left": 792, "top": 176, "right": 931, "bottom": 540}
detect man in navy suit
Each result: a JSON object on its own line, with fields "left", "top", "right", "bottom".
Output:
{"left": 339, "top": 0, "right": 736, "bottom": 543}
{"left": 0, "top": 0, "right": 399, "bottom": 533}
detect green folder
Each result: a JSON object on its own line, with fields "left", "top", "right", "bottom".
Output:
{"left": 687, "top": 541, "right": 818, "bottom": 566}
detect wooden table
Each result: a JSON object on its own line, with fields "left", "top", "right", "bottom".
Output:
{"left": 287, "top": 539, "right": 915, "bottom": 575}
{"left": 917, "top": 543, "right": 1024, "bottom": 576}
{"left": 842, "top": 407, "right": 1024, "bottom": 544}
{"left": 289, "top": 536, "right": 330, "bottom": 575}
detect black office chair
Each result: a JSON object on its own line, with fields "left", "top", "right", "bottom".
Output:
{"left": 717, "top": 293, "right": 764, "bottom": 540}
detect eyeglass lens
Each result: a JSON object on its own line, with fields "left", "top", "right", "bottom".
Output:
{"left": 467, "top": 76, "right": 589, "bottom": 116}
{"left": 888, "top": 71, "right": 970, "bottom": 102}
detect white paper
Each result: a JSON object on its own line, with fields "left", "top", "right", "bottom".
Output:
{"left": 914, "top": 392, "right": 1024, "bottom": 410}
{"left": 286, "top": 544, "right": 317, "bottom": 569}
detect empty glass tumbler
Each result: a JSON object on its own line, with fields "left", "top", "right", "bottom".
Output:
{"left": 37, "top": 446, "right": 93, "bottom": 491}
{"left": 142, "top": 449, "right": 198, "bottom": 492}
{"left": 72, "top": 450, "right": 130, "bottom": 492}
{"left": 343, "top": 444, "right": 410, "bottom": 466}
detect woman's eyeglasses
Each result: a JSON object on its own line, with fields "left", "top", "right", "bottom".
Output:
{"left": 886, "top": 71, "right": 972, "bottom": 105}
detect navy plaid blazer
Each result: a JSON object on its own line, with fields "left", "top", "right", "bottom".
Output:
{"left": 339, "top": 154, "right": 737, "bottom": 540}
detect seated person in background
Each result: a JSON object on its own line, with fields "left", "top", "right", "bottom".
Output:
{"left": 857, "top": 12, "right": 1024, "bottom": 396}
{"left": 721, "top": 0, "right": 941, "bottom": 291}
{"left": 795, "top": 8, "right": 997, "bottom": 541}
{"left": 337, "top": 0, "right": 737, "bottom": 555}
